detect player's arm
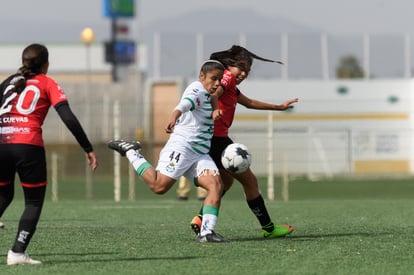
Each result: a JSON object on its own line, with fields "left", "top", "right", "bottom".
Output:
{"left": 211, "top": 85, "right": 225, "bottom": 98}
{"left": 210, "top": 93, "right": 222, "bottom": 120}
{"left": 165, "top": 109, "right": 182, "bottom": 134}
{"left": 55, "top": 101, "right": 93, "bottom": 152}
{"left": 237, "top": 92, "right": 298, "bottom": 111}
{"left": 165, "top": 96, "right": 193, "bottom": 133}
{"left": 54, "top": 101, "right": 98, "bottom": 171}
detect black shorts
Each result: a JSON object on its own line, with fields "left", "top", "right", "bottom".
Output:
{"left": 0, "top": 144, "right": 47, "bottom": 187}
{"left": 209, "top": 136, "right": 234, "bottom": 170}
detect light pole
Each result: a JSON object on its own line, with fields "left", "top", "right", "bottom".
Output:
{"left": 81, "top": 27, "right": 95, "bottom": 85}
{"left": 81, "top": 27, "right": 95, "bottom": 199}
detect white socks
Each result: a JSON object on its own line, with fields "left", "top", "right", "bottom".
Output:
{"left": 200, "top": 213, "right": 218, "bottom": 236}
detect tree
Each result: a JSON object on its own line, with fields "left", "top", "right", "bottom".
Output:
{"left": 336, "top": 55, "right": 365, "bottom": 79}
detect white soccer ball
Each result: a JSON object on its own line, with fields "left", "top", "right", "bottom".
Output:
{"left": 221, "top": 143, "right": 252, "bottom": 174}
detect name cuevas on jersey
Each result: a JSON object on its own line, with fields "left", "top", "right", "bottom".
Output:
{"left": 0, "top": 74, "right": 67, "bottom": 146}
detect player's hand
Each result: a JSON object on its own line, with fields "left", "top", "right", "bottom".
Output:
{"left": 212, "top": 109, "right": 223, "bottom": 120}
{"left": 86, "top": 152, "right": 98, "bottom": 172}
{"left": 165, "top": 121, "right": 175, "bottom": 134}
{"left": 279, "top": 98, "right": 299, "bottom": 110}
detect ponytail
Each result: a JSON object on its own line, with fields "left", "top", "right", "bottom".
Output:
{"left": 210, "top": 45, "right": 283, "bottom": 67}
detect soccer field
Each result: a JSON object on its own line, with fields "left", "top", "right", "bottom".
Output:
{"left": 2, "top": 177, "right": 414, "bottom": 274}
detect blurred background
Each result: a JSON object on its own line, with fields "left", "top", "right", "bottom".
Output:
{"left": 2, "top": 0, "right": 414, "bottom": 201}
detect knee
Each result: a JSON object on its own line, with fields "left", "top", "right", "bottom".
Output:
{"left": 205, "top": 179, "right": 224, "bottom": 195}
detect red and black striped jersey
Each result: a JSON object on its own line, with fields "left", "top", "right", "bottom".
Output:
{"left": 0, "top": 74, "right": 68, "bottom": 146}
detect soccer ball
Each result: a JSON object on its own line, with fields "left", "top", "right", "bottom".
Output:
{"left": 221, "top": 143, "right": 252, "bottom": 173}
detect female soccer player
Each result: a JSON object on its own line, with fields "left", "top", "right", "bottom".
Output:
{"left": 0, "top": 43, "right": 98, "bottom": 265}
{"left": 108, "top": 60, "right": 228, "bottom": 243}
{"left": 190, "top": 45, "right": 298, "bottom": 238}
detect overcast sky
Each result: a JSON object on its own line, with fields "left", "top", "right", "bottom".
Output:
{"left": 140, "top": 0, "right": 413, "bottom": 34}
{"left": 0, "top": 0, "right": 413, "bottom": 44}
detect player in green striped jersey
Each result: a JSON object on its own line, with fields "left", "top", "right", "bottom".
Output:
{"left": 108, "top": 60, "right": 228, "bottom": 242}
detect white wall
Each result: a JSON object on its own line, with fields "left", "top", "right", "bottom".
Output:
{"left": 0, "top": 44, "right": 112, "bottom": 73}
{"left": 232, "top": 80, "right": 414, "bottom": 175}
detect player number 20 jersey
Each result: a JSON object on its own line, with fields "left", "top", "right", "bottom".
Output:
{"left": 0, "top": 74, "right": 68, "bottom": 147}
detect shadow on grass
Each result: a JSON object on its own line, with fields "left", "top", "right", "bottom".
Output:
{"left": 44, "top": 255, "right": 199, "bottom": 264}
{"left": 289, "top": 231, "right": 388, "bottom": 241}
{"left": 230, "top": 231, "right": 388, "bottom": 242}
{"left": 0, "top": 251, "right": 199, "bottom": 264}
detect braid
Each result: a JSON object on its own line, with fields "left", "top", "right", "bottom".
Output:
{"left": 210, "top": 45, "right": 283, "bottom": 66}
{"left": 9, "top": 75, "right": 26, "bottom": 94}
{"left": 18, "top": 66, "right": 34, "bottom": 79}
{"left": 243, "top": 47, "right": 283, "bottom": 64}
{"left": 0, "top": 74, "right": 26, "bottom": 105}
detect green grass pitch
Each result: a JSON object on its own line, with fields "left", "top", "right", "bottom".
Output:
{"left": 1, "top": 176, "right": 414, "bottom": 274}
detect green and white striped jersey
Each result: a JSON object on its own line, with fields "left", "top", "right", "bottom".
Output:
{"left": 169, "top": 81, "right": 214, "bottom": 155}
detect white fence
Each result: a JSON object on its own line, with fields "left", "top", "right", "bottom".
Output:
{"left": 231, "top": 126, "right": 413, "bottom": 176}
{"left": 39, "top": 77, "right": 414, "bottom": 177}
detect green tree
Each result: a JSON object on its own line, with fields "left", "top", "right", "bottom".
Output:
{"left": 336, "top": 55, "right": 365, "bottom": 78}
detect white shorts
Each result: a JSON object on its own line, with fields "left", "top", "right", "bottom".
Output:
{"left": 156, "top": 140, "right": 219, "bottom": 182}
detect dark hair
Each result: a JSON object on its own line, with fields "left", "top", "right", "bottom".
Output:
{"left": 209, "top": 45, "right": 282, "bottom": 69}
{"left": 19, "top": 43, "right": 49, "bottom": 77}
{"left": 200, "top": 60, "right": 225, "bottom": 74}
{"left": 7, "top": 43, "right": 49, "bottom": 94}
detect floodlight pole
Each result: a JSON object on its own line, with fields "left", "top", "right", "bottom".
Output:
{"left": 81, "top": 27, "right": 95, "bottom": 200}
{"left": 111, "top": 18, "right": 119, "bottom": 82}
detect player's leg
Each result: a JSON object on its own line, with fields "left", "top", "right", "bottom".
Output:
{"left": 0, "top": 182, "right": 14, "bottom": 230}
{"left": 190, "top": 168, "right": 233, "bottom": 235}
{"left": 195, "top": 174, "right": 227, "bottom": 242}
{"left": 109, "top": 139, "right": 193, "bottom": 194}
{"left": 0, "top": 145, "right": 16, "bottom": 223}
{"left": 0, "top": 178, "right": 15, "bottom": 222}
{"left": 232, "top": 168, "right": 294, "bottom": 238}
{"left": 190, "top": 137, "right": 233, "bottom": 235}
{"left": 192, "top": 157, "right": 228, "bottom": 242}
{"left": 108, "top": 140, "right": 176, "bottom": 193}
{"left": 14, "top": 186, "right": 46, "bottom": 253}
{"left": 0, "top": 176, "right": 15, "bottom": 230}
{"left": 138, "top": 165, "right": 176, "bottom": 194}
{"left": 8, "top": 145, "right": 45, "bottom": 265}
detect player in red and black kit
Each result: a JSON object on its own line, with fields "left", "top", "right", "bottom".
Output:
{"left": 0, "top": 43, "right": 98, "bottom": 265}
{"left": 190, "top": 45, "right": 298, "bottom": 238}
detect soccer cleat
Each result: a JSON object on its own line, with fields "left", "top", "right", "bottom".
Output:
{"left": 196, "top": 231, "right": 229, "bottom": 243}
{"left": 7, "top": 250, "right": 41, "bottom": 265}
{"left": 107, "top": 140, "right": 141, "bottom": 156}
{"left": 262, "top": 224, "right": 295, "bottom": 238}
{"left": 0, "top": 221, "right": 4, "bottom": 229}
{"left": 190, "top": 215, "right": 202, "bottom": 235}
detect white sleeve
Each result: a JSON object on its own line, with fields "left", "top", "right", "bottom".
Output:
{"left": 175, "top": 97, "right": 195, "bottom": 113}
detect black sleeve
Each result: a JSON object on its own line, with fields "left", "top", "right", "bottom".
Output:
{"left": 54, "top": 101, "right": 94, "bottom": 153}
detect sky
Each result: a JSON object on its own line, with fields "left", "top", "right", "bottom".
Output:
{"left": 0, "top": 0, "right": 414, "bottom": 44}
{"left": 140, "top": 0, "right": 413, "bottom": 34}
